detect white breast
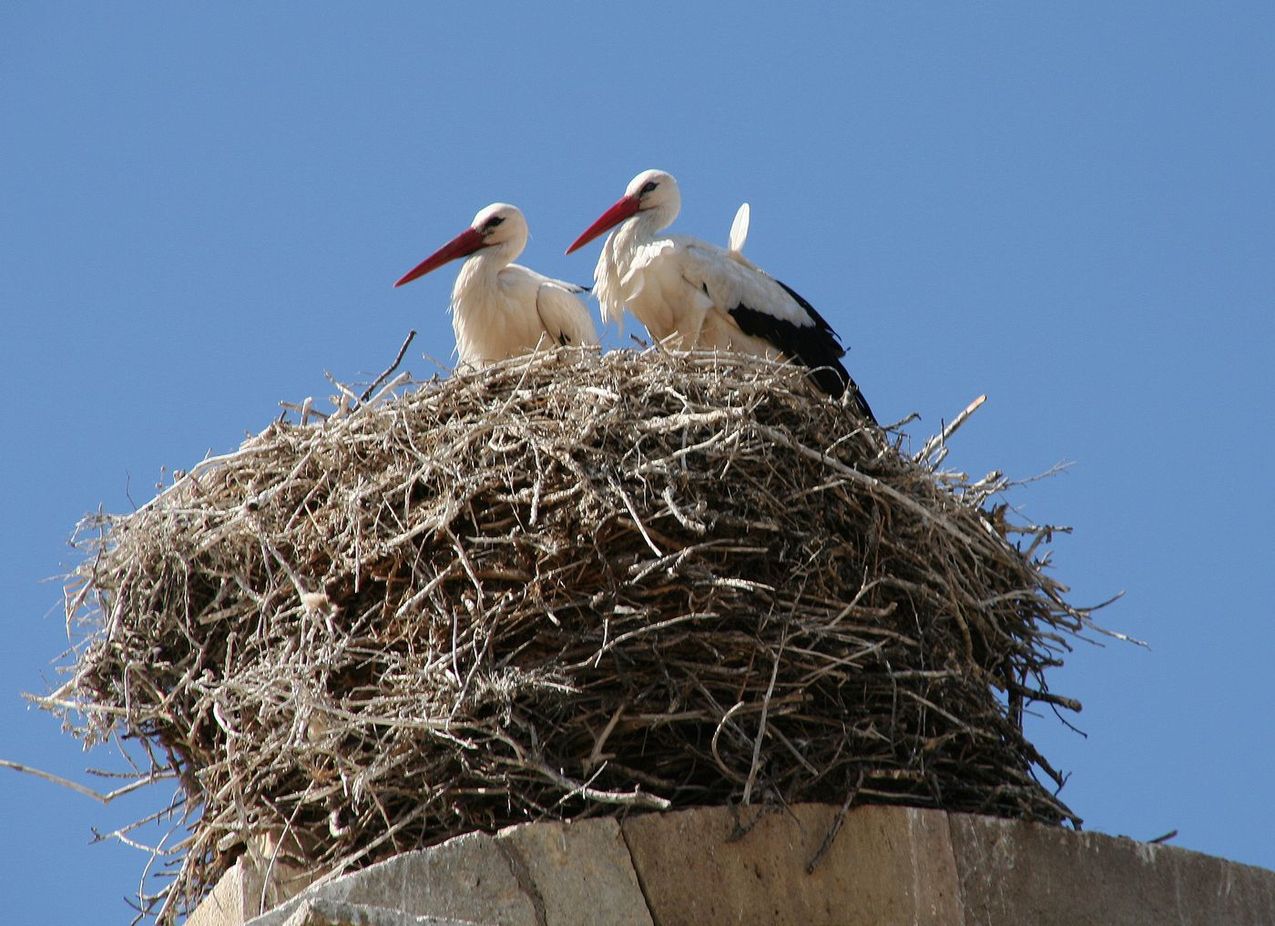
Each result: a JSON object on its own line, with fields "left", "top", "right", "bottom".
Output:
{"left": 452, "top": 259, "right": 597, "bottom": 365}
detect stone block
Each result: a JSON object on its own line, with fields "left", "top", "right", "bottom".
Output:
{"left": 496, "top": 816, "right": 654, "bottom": 926}
{"left": 620, "top": 803, "right": 963, "bottom": 926}
{"left": 187, "top": 855, "right": 319, "bottom": 926}
{"left": 949, "top": 814, "right": 1275, "bottom": 925}
{"left": 248, "top": 830, "right": 539, "bottom": 926}
{"left": 279, "top": 897, "right": 475, "bottom": 926}
{"left": 187, "top": 860, "right": 253, "bottom": 926}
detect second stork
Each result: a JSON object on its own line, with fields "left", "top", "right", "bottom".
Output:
{"left": 567, "top": 170, "right": 875, "bottom": 423}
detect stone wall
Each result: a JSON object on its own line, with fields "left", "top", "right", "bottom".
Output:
{"left": 187, "top": 805, "right": 1275, "bottom": 926}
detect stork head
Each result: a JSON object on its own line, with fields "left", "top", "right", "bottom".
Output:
{"left": 395, "top": 203, "right": 528, "bottom": 287}
{"left": 566, "top": 169, "right": 681, "bottom": 254}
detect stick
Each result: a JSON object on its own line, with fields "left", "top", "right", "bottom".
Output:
{"left": 806, "top": 770, "right": 865, "bottom": 873}
{"left": 361, "top": 329, "right": 417, "bottom": 403}
{"left": 0, "top": 759, "right": 163, "bottom": 804}
{"left": 917, "top": 394, "right": 988, "bottom": 463}
{"left": 531, "top": 761, "right": 671, "bottom": 809}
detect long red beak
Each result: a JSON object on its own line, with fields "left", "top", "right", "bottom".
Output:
{"left": 565, "top": 195, "right": 641, "bottom": 254}
{"left": 394, "top": 226, "right": 486, "bottom": 287}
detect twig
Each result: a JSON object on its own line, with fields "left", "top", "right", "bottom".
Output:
{"left": 0, "top": 759, "right": 165, "bottom": 804}
{"left": 360, "top": 330, "right": 417, "bottom": 403}
{"left": 324, "top": 371, "right": 360, "bottom": 411}
{"left": 806, "top": 770, "right": 865, "bottom": 874}
{"left": 532, "top": 761, "right": 671, "bottom": 810}
{"left": 743, "top": 631, "right": 785, "bottom": 805}
{"left": 917, "top": 394, "right": 988, "bottom": 463}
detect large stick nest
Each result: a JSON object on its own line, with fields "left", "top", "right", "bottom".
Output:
{"left": 54, "top": 348, "right": 1092, "bottom": 923}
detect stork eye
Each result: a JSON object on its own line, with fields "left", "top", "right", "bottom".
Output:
{"left": 639, "top": 180, "right": 659, "bottom": 195}
{"left": 485, "top": 216, "right": 505, "bottom": 230}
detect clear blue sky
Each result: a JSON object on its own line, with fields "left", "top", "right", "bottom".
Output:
{"left": 3, "top": 4, "right": 1273, "bottom": 922}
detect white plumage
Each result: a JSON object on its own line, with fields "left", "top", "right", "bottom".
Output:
{"left": 396, "top": 203, "right": 598, "bottom": 366}
{"left": 567, "top": 171, "right": 876, "bottom": 421}
{"left": 727, "top": 202, "right": 751, "bottom": 260}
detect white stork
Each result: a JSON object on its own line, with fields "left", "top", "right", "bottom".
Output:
{"left": 566, "top": 170, "right": 876, "bottom": 423}
{"left": 395, "top": 203, "right": 598, "bottom": 366}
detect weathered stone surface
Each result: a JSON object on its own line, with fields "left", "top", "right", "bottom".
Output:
{"left": 187, "top": 855, "right": 318, "bottom": 926}
{"left": 496, "top": 816, "right": 654, "bottom": 926}
{"left": 187, "top": 860, "right": 253, "bottom": 926}
{"left": 279, "top": 898, "right": 476, "bottom": 926}
{"left": 949, "top": 813, "right": 1275, "bottom": 925}
{"left": 620, "top": 803, "right": 963, "bottom": 926}
{"left": 209, "top": 805, "right": 1275, "bottom": 926}
{"left": 248, "top": 831, "right": 539, "bottom": 926}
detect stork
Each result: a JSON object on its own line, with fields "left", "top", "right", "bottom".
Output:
{"left": 396, "top": 203, "right": 598, "bottom": 366}
{"left": 566, "top": 171, "right": 876, "bottom": 423}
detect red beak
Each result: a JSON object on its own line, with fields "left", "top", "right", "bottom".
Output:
{"left": 565, "top": 194, "right": 641, "bottom": 254}
{"left": 394, "top": 226, "right": 487, "bottom": 287}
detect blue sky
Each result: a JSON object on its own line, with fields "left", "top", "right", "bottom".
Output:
{"left": 3, "top": 4, "right": 1273, "bottom": 922}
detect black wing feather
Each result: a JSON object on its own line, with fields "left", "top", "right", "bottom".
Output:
{"left": 727, "top": 278, "right": 877, "bottom": 424}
